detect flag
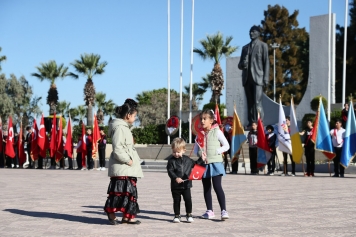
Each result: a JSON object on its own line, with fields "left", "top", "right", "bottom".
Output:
{"left": 277, "top": 99, "right": 292, "bottom": 154}
{"left": 230, "top": 108, "right": 247, "bottom": 164}
{"left": 0, "top": 117, "right": 3, "bottom": 153}
{"left": 256, "top": 118, "right": 272, "bottom": 166}
{"left": 55, "top": 116, "right": 63, "bottom": 162}
{"left": 289, "top": 97, "right": 303, "bottom": 163}
{"left": 37, "top": 114, "right": 46, "bottom": 150}
{"left": 92, "top": 114, "right": 100, "bottom": 159}
{"left": 340, "top": 101, "right": 356, "bottom": 167}
{"left": 81, "top": 122, "right": 87, "bottom": 168}
{"left": 188, "top": 164, "right": 206, "bottom": 180}
{"left": 312, "top": 97, "right": 335, "bottom": 160}
{"left": 5, "top": 116, "right": 15, "bottom": 158}
{"left": 18, "top": 122, "right": 26, "bottom": 165}
{"left": 49, "top": 113, "right": 57, "bottom": 157}
{"left": 214, "top": 103, "right": 223, "bottom": 132}
{"left": 64, "top": 116, "right": 73, "bottom": 159}
{"left": 30, "top": 119, "right": 39, "bottom": 161}
{"left": 39, "top": 134, "right": 49, "bottom": 158}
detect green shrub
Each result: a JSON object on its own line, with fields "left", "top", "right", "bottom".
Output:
{"left": 310, "top": 96, "right": 327, "bottom": 112}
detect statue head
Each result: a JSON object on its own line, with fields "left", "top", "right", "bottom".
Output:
{"left": 249, "top": 25, "right": 261, "bottom": 40}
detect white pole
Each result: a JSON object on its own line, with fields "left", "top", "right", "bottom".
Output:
{"left": 179, "top": 0, "right": 183, "bottom": 138}
{"left": 327, "top": 0, "right": 332, "bottom": 122}
{"left": 167, "top": 0, "right": 171, "bottom": 144}
{"left": 189, "top": 0, "right": 194, "bottom": 143}
{"left": 273, "top": 48, "right": 276, "bottom": 102}
{"left": 342, "top": 0, "right": 348, "bottom": 106}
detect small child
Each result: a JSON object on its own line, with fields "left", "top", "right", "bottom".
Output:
{"left": 248, "top": 122, "right": 258, "bottom": 174}
{"left": 166, "top": 137, "right": 203, "bottom": 223}
{"left": 266, "top": 125, "right": 276, "bottom": 175}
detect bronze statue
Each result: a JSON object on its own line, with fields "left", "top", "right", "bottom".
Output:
{"left": 238, "top": 25, "right": 270, "bottom": 126}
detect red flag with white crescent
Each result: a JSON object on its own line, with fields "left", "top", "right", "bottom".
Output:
{"left": 5, "top": 116, "right": 15, "bottom": 158}
{"left": 81, "top": 122, "right": 87, "bottom": 168}
{"left": 30, "top": 119, "right": 40, "bottom": 161}
{"left": 64, "top": 116, "right": 73, "bottom": 159}
{"left": 188, "top": 165, "right": 206, "bottom": 180}
{"left": 18, "top": 122, "right": 26, "bottom": 165}
{"left": 92, "top": 114, "right": 100, "bottom": 159}
{"left": 37, "top": 114, "right": 46, "bottom": 151}
{"left": 55, "top": 116, "right": 63, "bottom": 162}
{"left": 49, "top": 113, "right": 57, "bottom": 157}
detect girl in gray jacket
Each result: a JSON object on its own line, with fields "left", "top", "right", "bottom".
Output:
{"left": 103, "top": 99, "right": 143, "bottom": 225}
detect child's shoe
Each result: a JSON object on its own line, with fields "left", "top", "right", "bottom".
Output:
{"left": 172, "top": 215, "right": 181, "bottom": 223}
{"left": 201, "top": 210, "right": 215, "bottom": 219}
{"left": 221, "top": 210, "right": 229, "bottom": 220}
{"left": 186, "top": 214, "right": 194, "bottom": 223}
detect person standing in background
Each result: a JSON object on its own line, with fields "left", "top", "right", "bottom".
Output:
{"left": 97, "top": 128, "right": 107, "bottom": 171}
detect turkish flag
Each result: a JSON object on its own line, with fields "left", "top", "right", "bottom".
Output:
{"left": 5, "top": 116, "right": 15, "bottom": 158}
{"left": 37, "top": 114, "right": 46, "bottom": 151}
{"left": 55, "top": 116, "right": 63, "bottom": 162}
{"left": 92, "top": 114, "right": 100, "bottom": 159}
{"left": 49, "top": 113, "right": 57, "bottom": 157}
{"left": 64, "top": 117, "right": 73, "bottom": 159}
{"left": 30, "top": 119, "right": 39, "bottom": 161}
{"left": 18, "top": 123, "right": 26, "bottom": 165}
{"left": 39, "top": 135, "right": 49, "bottom": 158}
{"left": 81, "top": 122, "right": 87, "bottom": 168}
{"left": 188, "top": 165, "right": 206, "bottom": 180}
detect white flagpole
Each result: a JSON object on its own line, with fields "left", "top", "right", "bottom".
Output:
{"left": 342, "top": 0, "right": 348, "bottom": 106}
{"left": 189, "top": 0, "right": 195, "bottom": 143}
{"left": 327, "top": 0, "right": 332, "bottom": 122}
{"left": 167, "top": 0, "right": 171, "bottom": 144}
{"left": 179, "top": 0, "right": 183, "bottom": 138}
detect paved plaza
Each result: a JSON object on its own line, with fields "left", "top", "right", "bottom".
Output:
{"left": 1, "top": 169, "right": 356, "bottom": 237}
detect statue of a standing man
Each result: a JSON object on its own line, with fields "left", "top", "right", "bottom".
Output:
{"left": 238, "top": 25, "right": 270, "bottom": 126}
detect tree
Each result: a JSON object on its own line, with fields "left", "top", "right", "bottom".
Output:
{"left": 135, "top": 88, "right": 197, "bottom": 127}
{"left": 335, "top": 0, "right": 356, "bottom": 102}
{"left": 31, "top": 60, "right": 76, "bottom": 115}
{"left": 104, "top": 100, "right": 116, "bottom": 124}
{"left": 0, "top": 73, "right": 41, "bottom": 128}
{"left": 184, "top": 82, "right": 207, "bottom": 108}
{"left": 0, "top": 47, "right": 6, "bottom": 72}
{"left": 95, "top": 92, "right": 113, "bottom": 125}
{"left": 260, "top": 4, "right": 309, "bottom": 105}
{"left": 194, "top": 32, "right": 237, "bottom": 104}
{"left": 71, "top": 53, "right": 108, "bottom": 126}
{"left": 57, "top": 100, "right": 71, "bottom": 117}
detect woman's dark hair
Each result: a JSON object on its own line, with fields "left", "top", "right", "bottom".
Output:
{"left": 115, "top": 98, "right": 138, "bottom": 119}
{"left": 200, "top": 109, "right": 217, "bottom": 125}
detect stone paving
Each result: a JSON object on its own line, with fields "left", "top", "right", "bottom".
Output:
{"left": 1, "top": 168, "right": 356, "bottom": 237}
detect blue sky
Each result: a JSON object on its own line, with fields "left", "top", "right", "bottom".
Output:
{"left": 0, "top": 0, "right": 349, "bottom": 122}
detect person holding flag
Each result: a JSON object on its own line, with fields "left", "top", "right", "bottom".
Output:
{"left": 85, "top": 128, "right": 93, "bottom": 170}
{"left": 193, "top": 109, "right": 230, "bottom": 220}
{"left": 25, "top": 126, "right": 33, "bottom": 169}
{"left": 266, "top": 125, "right": 277, "bottom": 175}
{"left": 97, "top": 127, "right": 107, "bottom": 171}
{"left": 247, "top": 122, "right": 258, "bottom": 174}
{"left": 74, "top": 134, "right": 83, "bottom": 170}
{"left": 281, "top": 116, "right": 296, "bottom": 176}
{"left": 330, "top": 119, "right": 346, "bottom": 177}
{"left": 300, "top": 120, "right": 315, "bottom": 176}
{"left": 340, "top": 100, "right": 356, "bottom": 169}
{"left": 166, "top": 138, "right": 204, "bottom": 223}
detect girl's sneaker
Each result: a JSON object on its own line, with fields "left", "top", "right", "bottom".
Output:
{"left": 201, "top": 210, "right": 215, "bottom": 219}
{"left": 172, "top": 215, "right": 181, "bottom": 223}
{"left": 221, "top": 210, "right": 229, "bottom": 220}
{"left": 186, "top": 214, "right": 194, "bottom": 223}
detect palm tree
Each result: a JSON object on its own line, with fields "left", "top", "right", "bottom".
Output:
{"left": 193, "top": 32, "right": 237, "bottom": 104}
{"left": 184, "top": 83, "right": 205, "bottom": 108}
{"left": 57, "top": 100, "right": 71, "bottom": 116}
{"left": 32, "top": 60, "right": 77, "bottom": 115}
{"left": 68, "top": 107, "right": 79, "bottom": 123}
{"left": 95, "top": 92, "right": 106, "bottom": 125}
{"left": 0, "top": 47, "right": 6, "bottom": 71}
{"left": 104, "top": 100, "right": 116, "bottom": 124}
{"left": 70, "top": 53, "right": 108, "bottom": 126}
{"left": 76, "top": 105, "right": 87, "bottom": 126}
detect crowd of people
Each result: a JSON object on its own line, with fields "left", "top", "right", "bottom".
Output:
{"left": 0, "top": 126, "right": 108, "bottom": 171}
